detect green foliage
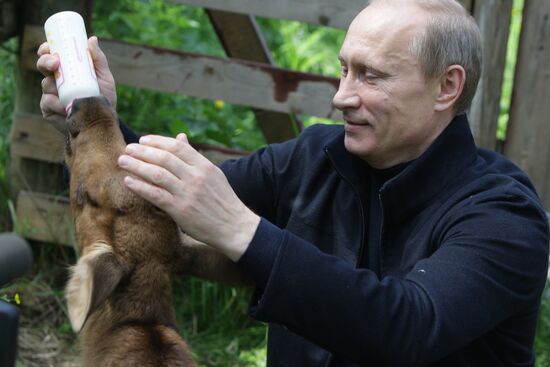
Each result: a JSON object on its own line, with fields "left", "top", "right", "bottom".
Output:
{"left": 256, "top": 18, "right": 344, "bottom": 77}
{"left": 0, "top": 37, "right": 17, "bottom": 231}
{"left": 93, "top": 0, "right": 223, "bottom": 55}
{"left": 497, "top": 0, "right": 524, "bottom": 141}
{"left": 92, "top": 0, "right": 266, "bottom": 150}
{"left": 174, "top": 278, "right": 267, "bottom": 366}
{"left": 256, "top": 18, "right": 345, "bottom": 127}
{"left": 536, "top": 287, "right": 550, "bottom": 367}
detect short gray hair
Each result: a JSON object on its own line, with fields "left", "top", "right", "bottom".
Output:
{"left": 369, "top": 0, "right": 482, "bottom": 114}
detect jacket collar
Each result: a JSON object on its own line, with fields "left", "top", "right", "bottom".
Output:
{"left": 324, "top": 114, "right": 478, "bottom": 224}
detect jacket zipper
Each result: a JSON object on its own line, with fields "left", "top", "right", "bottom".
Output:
{"left": 324, "top": 147, "right": 367, "bottom": 367}
{"left": 323, "top": 147, "right": 366, "bottom": 267}
{"left": 378, "top": 190, "right": 386, "bottom": 275}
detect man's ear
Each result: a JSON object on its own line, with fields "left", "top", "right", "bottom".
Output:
{"left": 65, "top": 242, "right": 125, "bottom": 332}
{"left": 434, "top": 65, "right": 466, "bottom": 112}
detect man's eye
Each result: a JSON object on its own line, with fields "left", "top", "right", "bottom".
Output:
{"left": 341, "top": 66, "right": 348, "bottom": 77}
{"left": 361, "top": 71, "right": 380, "bottom": 83}
{"left": 365, "top": 73, "right": 379, "bottom": 81}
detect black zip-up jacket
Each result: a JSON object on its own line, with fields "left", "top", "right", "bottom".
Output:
{"left": 219, "top": 114, "right": 549, "bottom": 366}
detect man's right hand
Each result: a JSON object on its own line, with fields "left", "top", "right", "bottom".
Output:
{"left": 37, "top": 36, "right": 117, "bottom": 128}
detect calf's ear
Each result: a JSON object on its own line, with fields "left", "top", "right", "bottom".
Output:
{"left": 65, "top": 242, "right": 125, "bottom": 332}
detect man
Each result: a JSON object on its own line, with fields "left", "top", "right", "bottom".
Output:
{"left": 38, "top": 0, "right": 549, "bottom": 366}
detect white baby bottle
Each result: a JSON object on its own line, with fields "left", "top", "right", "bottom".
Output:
{"left": 44, "top": 11, "right": 100, "bottom": 114}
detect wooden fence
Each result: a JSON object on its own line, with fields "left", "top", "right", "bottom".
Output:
{"left": 5, "top": 0, "right": 550, "bottom": 245}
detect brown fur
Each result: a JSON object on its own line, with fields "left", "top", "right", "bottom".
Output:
{"left": 64, "top": 96, "right": 251, "bottom": 367}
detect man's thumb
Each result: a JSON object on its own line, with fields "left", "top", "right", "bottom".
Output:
{"left": 88, "top": 36, "right": 108, "bottom": 70}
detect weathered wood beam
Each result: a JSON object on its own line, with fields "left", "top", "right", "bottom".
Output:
{"left": 0, "top": 0, "right": 18, "bottom": 43}
{"left": 468, "top": 0, "right": 512, "bottom": 149}
{"left": 206, "top": 10, "right": 299, "bottom": 143}
{"left": 21, "top": 25, "right": 342, "bottom": 120}
{"left": 16, "top": 191, "right": 72, "bottom": 246}
{"left": 206, "top": 9, "right": 299, "bottom": 143}
{"left": 105, "top": 39, "right": 341, "bottom": 119}
{"left": 10, "top": 113, "right": 65, "bottom": 163}
{"left": 503, "top": 0, "right": 550, "bottom": 209}
{"left": 172, "top": 0, "right": 477, "bottom": 27}
{"left": 206, "top": 10, "right": 273, "bottom": 64}
{"left": 170, "top": 0, "right": 365, "bottom": 29}
{"left": 10, "top": 112, "right": 248, "bottom": 165}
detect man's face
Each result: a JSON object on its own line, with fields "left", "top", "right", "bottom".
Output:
{"left": 333, "top": 3, "right": 444, "bottom": 168}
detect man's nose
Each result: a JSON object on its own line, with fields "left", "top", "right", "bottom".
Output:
{"left": 332, "top": 78, "right": 361, "bottom": 111}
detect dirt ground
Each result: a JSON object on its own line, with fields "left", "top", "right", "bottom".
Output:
{"left": 4, "top": 251, "right": 81, "bottom": 367}
{"left": 17, "top": 326, "right": 80, "bottom": 367}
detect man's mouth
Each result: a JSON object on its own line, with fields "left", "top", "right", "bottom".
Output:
{"left": 345, "top": 119, "right": 371, "bottom": 127}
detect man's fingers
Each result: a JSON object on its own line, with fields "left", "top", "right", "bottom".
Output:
{"left": 138, "top": 134, "right": 206, "bottom": 166}
{"left": 87, "top": 36, "right": 117, "bottom": 108}
{"left": 37, "top": 42, "right": 50, "bottom": 56}
{"left": 123, "top": 176, "right": 174, "bottom": 213}
{"left": 176, "top": 133, "right": 189, "bottom": 144}
{"left": 39, "top": 94, "right": 67, "bottom": 133}
{"left": 124, "top": 143, "right": 190, "bottom": 179}
{"left": 36, "top": 54, "right": 60, "bottom": 76}
{"left": 88, "top": 36, "right": 110, "bottom": 75}
{"left": 40, "top": 93, "right": 65, "bottom": 118}
{"left": 118, "top": 154, "right": 181, "bottom": 194}
{"left": 41, "top": 76, "right": 58, "bottom": 95}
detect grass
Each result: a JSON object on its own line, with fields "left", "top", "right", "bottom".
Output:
{"left": 536, "top": 287, "right": 550, "bottom": 367}
{"left": 2, "top": 245, "right": 266, "bottom": 367}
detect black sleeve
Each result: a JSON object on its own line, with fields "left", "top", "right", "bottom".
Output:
{"left": 219, "top": 137, "right": 298, "bottom": 223}
{"left": 237, "top": 192, "right": 549, "bottom": 366}
{"left": 117, "top": 118, "right": 140, "bottom": 144}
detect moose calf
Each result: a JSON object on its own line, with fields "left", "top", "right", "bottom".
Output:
{"left": 63, "top": 96, "right": 249, "bottom": 366}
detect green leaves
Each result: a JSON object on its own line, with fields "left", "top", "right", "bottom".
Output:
{"left": 258, "top": 18, "right": 345, "bottom": 77}
{"left": 92, "top": 0, "right": 345, "bottom": 152}
{"left": 0, "top": 37, "right": 17, "bottom": 231}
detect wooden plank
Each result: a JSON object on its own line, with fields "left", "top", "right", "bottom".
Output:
{"left": 21, "top": 25, "right": 342, "bottom": 121}
{"left": 193, "top": 142, "right": 249, "bottom": 165}
{"left": 504, "top": 0, "right": 550, "bottom": 209}
{"left": 206, "top": 10, "right": 274, "bottom": 64}
{"left": 102, "top": 39, "right": 342, "bottom": 120}
{"left": 19, "top": 21, "right": 44, "bottom": 71}
{"left": 468, "top": 0, "right": 512, "bottom": 150}
{"left": 206, "top": 9, "right": 299, "bottom": 143}
{"left": 198, "top": 148, "right": 247, "bottom": 165}
{"left": 173, "top": 0, "right": 477, "bottom": 26}
{"left": 170, "top": 0, "right": 365, "bottom": 29}
{"left": 0, "top": 0, "right": 18, "bottom": 43}
{"left": 10, "top": 111, "right": 248, "bottom": 165}
{"left": 16, "top": 191, "right": 73, "bottom": 246}
{"left": 10, "top": 113, "right": 65, "bottom": 163}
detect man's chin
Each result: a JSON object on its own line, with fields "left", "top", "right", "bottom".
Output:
{"left": 343, "top": 134, "right": 373, "bottom": 158}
